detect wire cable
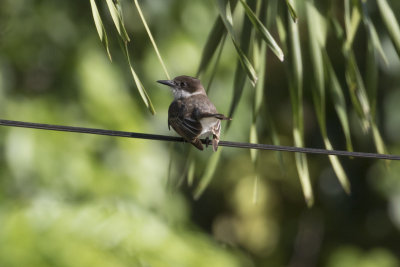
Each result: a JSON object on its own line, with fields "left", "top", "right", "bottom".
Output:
{"left": 0, "top": 119, "right": 399, "bottom": 160}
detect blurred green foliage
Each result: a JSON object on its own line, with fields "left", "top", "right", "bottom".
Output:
{"left": 0, "top": 0, "right": 400, "bottom": 266}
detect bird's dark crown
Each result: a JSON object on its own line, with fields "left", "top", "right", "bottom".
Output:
{"left": 171, "top": 75, "right": 204, "bottom": 93}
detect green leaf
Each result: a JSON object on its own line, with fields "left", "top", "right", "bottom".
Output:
{"left": 197, "top": 17, "right": 226, "bottom": 77}
{"left": 205, "top": 34, "right": 227, "bottom": 93}
{"left": 361, "top": 1, "right": 388, "bottom": 65}
{"left": 253, "top": 42, "right": 266, "bottom": 118}
{"left": 239, "top": 0, "right": 284, "bottom": 61}
{"left": 217, "top": 0, "right": 258, "bottom": 86}
{"left": 306, "top": 3, "right": 350, "bottom": 194}
{"left": 323, "top": 51, "right": 354, "bottom": 152}
{"left": 249, "top": 123, "right": 258, "bottom": 164}
{"left": 377, "top": 0, "right": 400, "bottom": 57}
{"left": 105, "top": 0, "right": 130, "bottom": 42}
{"left": 372, "top": 123, "right": 387, "bottom": 155}
{"left": 193, "top": 149, "right": 222, "bottom": 200}
{"left": 324, "top": 139, "right": 351, "bottom": 194}
{"left": 345, "top": 52, "right": 370, "bottom": 130}
{"left": 343, "top": 3, "right": 361, "bottom": 54}
{"left": 365, "top": 37, "right": 378, "bottom": 117}
{"left": 285, "top": 0, "right": 298, "bottom": 24}
{"left": 228, "top": 0, "right": 255, "bottom": 121}
{"left": 306, "top": 2, "right": 326, "bottom": 97}
{"left": 133, "top": 0, "right": 170, "bottom": 80}
{"left": 124, "top": 44, "right": 156, "bottom": 114}
{"left": 90, "top": 0, "right": 112, "bottom": 61}
{"left": 345, "top": 52, "right": 387, "bottom": 154}
{"left": 294, "top": 129, "right": 313, "bottom": 207}
{"left": 287, "top": 0, "right": 313, "bottom": 206}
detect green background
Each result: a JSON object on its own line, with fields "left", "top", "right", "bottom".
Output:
{"left": 0, "top": 0, "right": 399, "bottom": 266}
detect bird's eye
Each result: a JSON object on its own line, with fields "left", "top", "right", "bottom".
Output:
{"left": 180, "top": 82, "right": 186, "bottom": 87}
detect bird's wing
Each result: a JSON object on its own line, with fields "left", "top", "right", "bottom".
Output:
{"left": 168, "top": 100, "right": 202, "bottom": 142}
{"left": 198, "top": 112, "right": 232, "bottom": 121}
{"left": 168, "top": 116, "right": 203, "bottom": 144}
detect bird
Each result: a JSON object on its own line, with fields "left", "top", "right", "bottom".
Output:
{"left": 157, "top": 75, "right": 231, "bottom": 151}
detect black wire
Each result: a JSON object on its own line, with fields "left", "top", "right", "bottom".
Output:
{"left": 0, "top": 119, "right": 399, "bottom": 160}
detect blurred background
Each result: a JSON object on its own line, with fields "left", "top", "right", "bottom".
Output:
{"left": 0, "top": 0, "right": 400, "bottom": 266}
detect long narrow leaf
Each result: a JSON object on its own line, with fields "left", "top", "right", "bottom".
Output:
{"left": 193, "top": 149, "right": 222, "bottom": 200}
{"left": 345, "top": 52, "right": 370, "bottom": 130}
{"left": 228, "top": 0, "right": 255, "bottom": 120}
{"left": 343, "top": 3, "right": 361, "bottom": 54}
{"left": 239, "top": 0, "right": 284, "bottom": 61}
{"left": 124, "top": 44, "right": 155, "bottom": 114}
{"left": 323, "top": 51, "right": 353, "bottom": 152}
{"left": 106, "top": 0, "right": 130, "bottom": 42}
{"left": 217, "top": 0, "right": 258, "bottom": 86}
{"left": 285, "top": 0, "right": 298, "bottom": 23}
{"left": 197, "top": 18, "right": 226, "bottom": 77}
{"left": 307, "top": 2, "right": 351, "bottom": 195}
{"left": 287, "top": 0, "right": 313, "bottom": 206}
{"left": 133, "top": 0, "right": 170, "bottom": 79}
{"left": 377, "top": 0, "right": 400, "bottom": 57}
{"left": 90, "top": 0, "right": 112, "bottom": 61}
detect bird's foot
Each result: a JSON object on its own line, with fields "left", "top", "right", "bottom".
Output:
{"left": 205, "top": 137, "right": 210, "bottom": 148}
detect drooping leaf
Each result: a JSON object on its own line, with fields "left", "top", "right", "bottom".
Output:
{"left": 377, "top": 0, "right": 400, "bottom": 57}
{"left": 197, "top": 18, "right": 226, "bottom": 77}
{"left": 217, "top": 0, "right": 258, "bottom": 86}
{"left": 343, "top": 2, "right": 361, "bottom": 54}
{"left": 307, "top": 2, "right": 351, "bottom": 194}
{"left": 133, "top": 0, "right": 170, "bottom": 79}
{"left": 205, "top": 34, "right": 227, "bottom": 93}
{"left": 90, "top": 0, "right": 112, "bottom": 61}
{"left": 227, "top": 0, "right": 255, "bottom": 121}
{"left": 285, "top": 0, "right": 298, "bottom": 23}
{"left": 105, "top": 0, "right": 130, "bottom": 42}
{"left": 323, "top": 51, "right": 354, "bottom": 152}
{"left": 239, "top": 0, "right": 284, "bottom": 61}
{"left": 124, "top": 43, "right": 155, "bottom": 114}
{"left": 345, "top": 52, "right": 370, "bottom": 130}
{"left": 324, "top": 139, "right": 351, "bottom": 194}
{"left": 361, "top": 1, "right": 388, "bottom": 65}
{"left": 287, "top": 0, "right": 313, "bottom": 206}
{"left": 193, "top": 149, "right": 222, "bottom": 200}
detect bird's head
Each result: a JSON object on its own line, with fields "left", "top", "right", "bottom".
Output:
{"left": 157, "top": 75, "right": 206, "bottom": 99}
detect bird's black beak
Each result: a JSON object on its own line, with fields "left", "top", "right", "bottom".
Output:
{"left": 157, "top": 80, "right": 175, "bottom": 87}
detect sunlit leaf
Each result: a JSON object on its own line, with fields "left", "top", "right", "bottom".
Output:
{"left": 205, "top": 34, "right": 227, "bottom": 93}
{"left": 228, "top": 2, "right": 254, "bottom": 121}
{"left": 287, "top": 0, "right": 313, "bottom": 206}
{"left": 124, "top": 44, "right": 155, "bottom": 114}
{"left": 133, "top": 0, "right": 170, "bottom": 79}
{"left": 361, "top": 1, "right": 388, "bottom": 65}
{"left": 306, "top": 2, "right": 326, "bottom": 97}
{"left": 90, "top": 0, "right": 112, "bottom": 61}
{"left": 324, "top": 139, "right": 351, "bottom": 194}
{"left": 249, "top": 123, "right": 258, "bottom": 164}
{"left": 105, "top": 0, "right": 130, "bottom": 42}
{"left": 217, "top": 0, "right": 258, "bottom": 86}
{"left": 345, "top": 52, "right": 370, "bottom": 130}
{"left": 377, "top": 0, "right": 400, "bottom": 57}
{"left": 372, "top": 123, "right": 387, "bottom": 155}
{"left": 365, "top": 38, "right": 378, "bottom": 117}
{"left": 239, "top": 0, "right": 284, "bottom": 61}
{"left": 343, "top": 3, "right": 361, "bottom": 53}
{"left": 193, "top": 149, "right": 222, "bottom": 200}
{"left": 197, "top": 18, "right": 226, "bottom": 77}
{"left": 285, "top": 0, "right": 298, "bottom": 23}
{"left": 294, "top": 129, "right": 313, "bottom": 207}
{"left": 323, "top": 51, "right": 354, "bottom": 152}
